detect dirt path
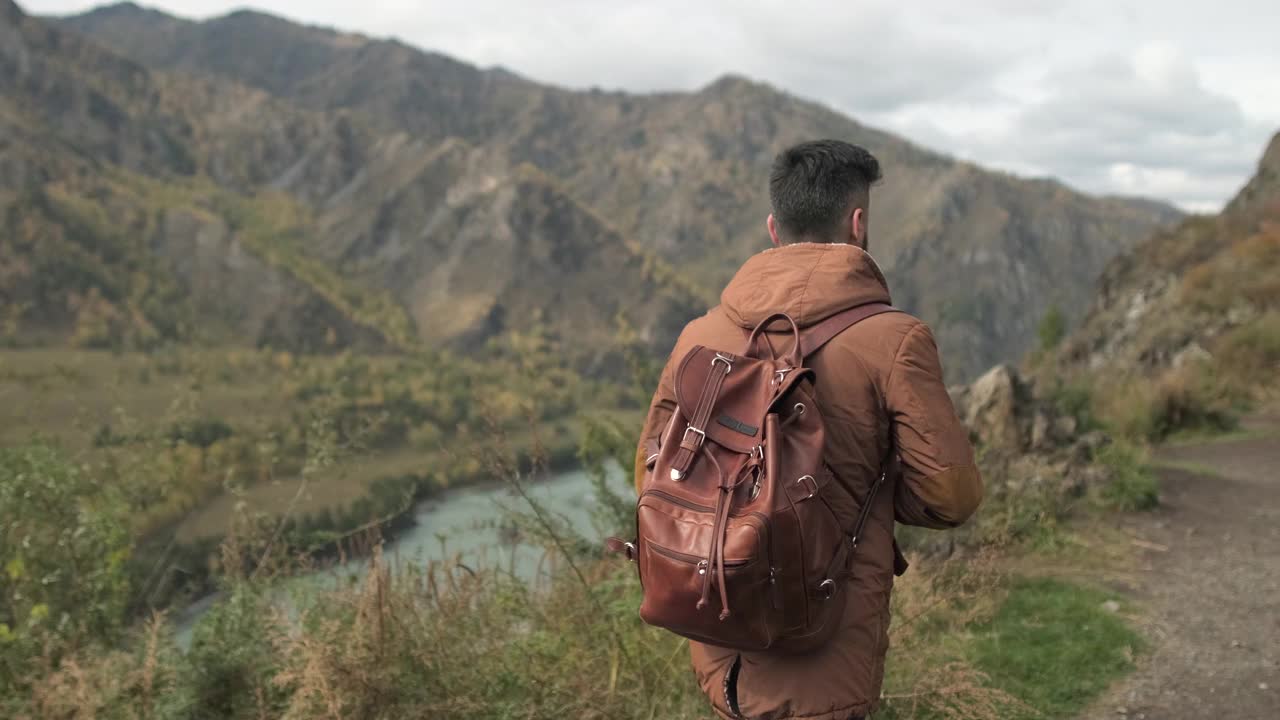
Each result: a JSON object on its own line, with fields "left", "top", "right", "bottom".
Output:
{"left": 1082, "top": 417, "right": 1280, "bottom": 719}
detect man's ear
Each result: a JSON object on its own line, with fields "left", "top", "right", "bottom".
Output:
{"left": 850, "top": 207, "right": 867, "bottom": 248}
{"left": 767, "top": 214, "right": 781, "bottom": 247}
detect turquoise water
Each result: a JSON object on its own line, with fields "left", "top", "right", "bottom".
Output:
{"left": 370, "top": 466, "right": 612, "bottom": 578}
{"left": 174, "top": 464, "right": 623, "bottom": 646}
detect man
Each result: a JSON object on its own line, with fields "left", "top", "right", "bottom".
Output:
{"left": 634, "top": 140, "right": 983, "bottom": 719}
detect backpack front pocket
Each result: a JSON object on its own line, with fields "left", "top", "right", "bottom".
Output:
{"left": 636, "top": 491, "right": 775, "bottom": 650}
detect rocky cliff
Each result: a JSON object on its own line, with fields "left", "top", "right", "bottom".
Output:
{"left": 1054, "top": 132, "right": 1280, "bottom": 380}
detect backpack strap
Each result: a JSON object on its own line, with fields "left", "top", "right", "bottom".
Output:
{"left": 742, "top": 302, "right": 898, "bottom": 361}
{"left": 798, "top": 302, "right": 898, "bottom": 358}
{"left": 802, "top": 301, "right": 900, "bottom": 545}
{"left": 819, "top": 437, "right": 897, "bottom": 591}
{"left": 849, "top": 460, "right": 888, "bottom": 549}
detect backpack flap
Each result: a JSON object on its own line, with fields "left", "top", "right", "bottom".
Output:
{"left": 673, "top": 345, "right": 774, "bottom": 455}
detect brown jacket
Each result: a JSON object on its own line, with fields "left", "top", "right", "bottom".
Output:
{"left": 635, "top": 243, "right": 982, "bottom": 719}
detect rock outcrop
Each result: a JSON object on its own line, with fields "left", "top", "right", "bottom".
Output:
{"left": 950, "top": 365, "right": 1112, "bottom": 510}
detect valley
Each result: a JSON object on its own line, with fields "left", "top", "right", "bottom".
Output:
{"left": 2, "top": 0, "right": 1278, "bottom": 717}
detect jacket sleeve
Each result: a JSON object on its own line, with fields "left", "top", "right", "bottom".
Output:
{"left": 885, "top": 322, "right": 983, "bottom": 529}
{"left": 633, "top": 343, "right": 682, "bottom": 495}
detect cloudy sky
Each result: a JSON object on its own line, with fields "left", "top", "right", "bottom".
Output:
{"left": 29, "top": 0, "right": 1280, "bottom": 211}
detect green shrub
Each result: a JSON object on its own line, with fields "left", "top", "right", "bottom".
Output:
{"left": 578, "top": 415, "right": 641, "bottom": 539}
{"left": 0, "top": 443, "right": 132, "bottom": 694}
{"left": 179, "top": 587, "right": 286, "bottom": 719}
{"left": 1215, "top": 312, "right": 1280, "bottom": 386}
{"left": 93, "top": 422, "right": 129, "bottom": 448}
{"left": 168, "top": 418, "right": 235, "bottom": 449}
{"left": 1094, "top": 441, "right": 1159, "bottom": 511}
{"left": 1037, "top": 305, "right": 1067, "bottom": 353}
{"left": 1047, "top": 380, "right": 1098, "bottom": 432}
{"left": 1098, "top": 365, "right": 1236, "bottom": 442}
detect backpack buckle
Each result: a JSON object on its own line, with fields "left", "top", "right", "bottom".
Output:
{"left": 682, "top": 425, "right": 706, "bottom": 448}
{"left": 713, "top": 353, "right": 734, "bottom": 374}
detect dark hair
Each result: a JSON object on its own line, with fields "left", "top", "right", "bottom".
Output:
{"left": 768, "top": 140, "right": 881, "bottom": 242}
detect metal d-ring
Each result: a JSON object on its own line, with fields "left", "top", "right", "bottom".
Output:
{"left": 818, "top": 578, "right": 836, "bottom": 599}
{"left": 713, "top": 353, "right": 734, "bottom": 374}
{"left": 796, "top": 474, "right": 818, "bottom": 499}
{"left": 747, "top": 446, "right": 765, "bottom": 500}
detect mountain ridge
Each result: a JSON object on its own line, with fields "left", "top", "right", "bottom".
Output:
{"left": 3, "top": 1, "right": 697, "bottom": 357}
{"left": 10, "top": 1, "right": 1185, "bottom": 379}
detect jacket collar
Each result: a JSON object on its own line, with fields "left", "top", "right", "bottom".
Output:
{"left": 719, "top": 242, "right": 892, "bottom": 329}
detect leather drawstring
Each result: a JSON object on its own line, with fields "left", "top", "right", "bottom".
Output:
{"left": 713, "top": 484, "right": 734, "bottom": 620}
{"left": 695, "top": 451, "right": 757, "bottom": 621}
{"left": 696, "top": 451, "right": 724, "bottom": 613}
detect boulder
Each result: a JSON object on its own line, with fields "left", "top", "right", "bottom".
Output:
{"left": 957, "top": 364, "right": 1024, "bottom": 451}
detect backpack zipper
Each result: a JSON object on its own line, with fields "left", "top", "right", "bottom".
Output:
{"left": 641, "top": 488, "right": 712, "bottom": 512}
{"left": 648, "top": 541, "right": 753, "bottom": 568}
{"left": 642, "top": 488, "right": 771, "bottom": 525}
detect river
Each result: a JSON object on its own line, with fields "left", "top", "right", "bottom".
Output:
{"left": 173, "top": 464, "right": 621, "bottom": 646}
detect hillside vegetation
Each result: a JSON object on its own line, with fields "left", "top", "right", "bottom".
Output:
{"left": 1038, "top": 132, "right": 1280, "bottom": 440}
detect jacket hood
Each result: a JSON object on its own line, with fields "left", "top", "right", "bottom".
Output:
{"left": 720, "top": 242, "right": 893, "bottom": 329}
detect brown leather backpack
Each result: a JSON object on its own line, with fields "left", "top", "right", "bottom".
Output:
{"left": 610, "top": 303, "right": 899, "bottom": 653}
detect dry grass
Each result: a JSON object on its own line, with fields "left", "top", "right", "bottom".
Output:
{"left": 1087, "top": 362, "right": 1238, "bottom": 444}
{"left": 6, "top": 397, "right": 1146, "bottom": 720}
{"left": 878, "top": 548, "right": 1036, "bottom": 720}
{"left": 22, "top": 613, "right": 176, "bottom": 720}
{"left": 12, "top": 503, "right": 1142, "bottom": 720}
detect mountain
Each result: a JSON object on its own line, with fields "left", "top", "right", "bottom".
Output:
{"left": 2, "top": 0, "right": 694, "bottom": 356}
{"left": 10, "top": 1, "right": 1181, "bottom": 377}
{"left": 0, "top": 0, "right": 406, "bottom": 350}
{"left": 1053, "top": 132, "right": 1280, "bottom": 380}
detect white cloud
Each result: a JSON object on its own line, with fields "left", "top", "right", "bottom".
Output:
{"left": 25, "top": 0, "right": 1280, "bottom": 210}
{"left": 1106, "top": 164, "right": 1229, "bottom": 213}
{"left": 905, "top": 42, "right": 1271, "bottom": 208}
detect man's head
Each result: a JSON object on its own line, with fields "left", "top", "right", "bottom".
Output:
{"left": 767, "top": 140, "right": 881, "bottom": 250}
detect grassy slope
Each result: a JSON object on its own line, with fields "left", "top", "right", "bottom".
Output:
{"left": 969, "top": 578, "right": 1141, "bottom": 718}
